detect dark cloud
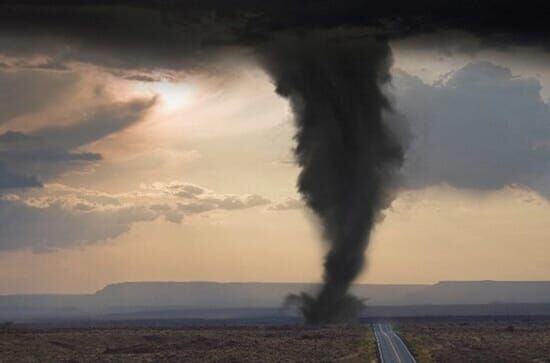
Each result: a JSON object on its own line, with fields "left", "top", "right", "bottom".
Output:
{"left": 395, "top": 61, "right": 550, "bottom": 196}
{"left": 0, "top": 1, "right": 549, "bottom": 73}
{"left": 1, "top": 58, "right": 72, "bottom": 72}
{"left": 0, "top": 3, "right": 240, "bottom": 72}
{"left": 34, "top": 97, "right": 156, "bottom": 150}
{"left": 26, "top": 60, "right": 71, "bottom": 71}
{"left": 123, "top": 74, "right": 160, "bottom": 82}
{"left": 0, "top": 162, "right": 42, "bottom": 189}
{"left": 0, "top": 69, "right": 77, "bottom": 123}
{"left": 0, "top": 97, "right": 156, "bottom": 187}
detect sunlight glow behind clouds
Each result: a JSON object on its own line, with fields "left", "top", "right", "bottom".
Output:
{"left": 140, "top": 81, "right": 194, "bottom": 113}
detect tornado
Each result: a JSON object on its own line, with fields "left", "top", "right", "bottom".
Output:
{"left": 259, "top": 34, "right": 405, "bottom": 324}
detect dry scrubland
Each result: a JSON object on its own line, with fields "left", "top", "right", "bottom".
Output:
{"left": 397, "top": 318, "right": 550, "bottom": 363}
{"left": 0, "top": 325, "right": 377, "bottom": 362}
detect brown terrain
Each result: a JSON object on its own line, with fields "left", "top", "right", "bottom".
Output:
{"left": 0, "top": 324, "right": 377, "bottom": 362}
{"left": 396, "top": 317, "right": 550, "bottom": 363}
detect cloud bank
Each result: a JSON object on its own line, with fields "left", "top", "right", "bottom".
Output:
{"left": 0, "top": 182, "right": 271, "bottom": 252}
{"left": 396, "top": 61, "right": 550, "bottom": 197}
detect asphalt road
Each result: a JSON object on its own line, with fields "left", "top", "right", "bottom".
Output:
{"left": 373, "top": 323, "right": 417, "bottom": 363}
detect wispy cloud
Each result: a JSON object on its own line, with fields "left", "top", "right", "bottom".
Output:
{"left": 0, "top": 181, "right": 271, "bottom": 252}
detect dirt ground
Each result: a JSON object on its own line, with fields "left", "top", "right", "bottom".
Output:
{"left": 396, "top": 317, "right": 550, "bottom": 363}
{"left": 0, "top": 325, "right": 377, "bottom": 362}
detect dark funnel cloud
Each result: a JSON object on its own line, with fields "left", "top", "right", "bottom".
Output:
{"left": 260, "top": 34, "right": 403, "bottom": 323}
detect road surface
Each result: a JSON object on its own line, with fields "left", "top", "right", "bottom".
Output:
{"left": 373, "top": 323, "right": 416, "bottom": 363}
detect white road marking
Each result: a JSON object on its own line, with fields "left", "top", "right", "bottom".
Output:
{"left": 393, "top": 330, "right": 417, "bottom": 363}
{"left": 374, "top": 324, "right": 386, "bottom": 363}
{"left": 374, "top": 323, "right": 416, "bottom": 363}
{"left": 381, "top": 324, "right": 403, "bottom": 363}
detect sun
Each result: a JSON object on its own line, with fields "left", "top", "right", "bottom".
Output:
{"left": 153, "top": 81, "right": 193, "bottom": 112}
{"left": 135, "top": 80, "right": 194, "bottom": 113}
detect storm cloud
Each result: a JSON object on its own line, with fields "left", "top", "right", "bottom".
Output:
{"left": 1, "top": 1, "right": 550, "bottom": 73}
{"left": 0, "top": 69, "right": 78, "bottom": 124}
{"left": 0, "top": 97, "right": 155, "bottom": 188}
{"left": 0, "top": 162, "right": 41, "bottom": 189}
{"left": 396, "top": 61, "right": 550, "bottom": 196}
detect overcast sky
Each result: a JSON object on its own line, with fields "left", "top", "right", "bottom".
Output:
{"left": 0, "top": 28, "right": 549, "bottom": 293}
